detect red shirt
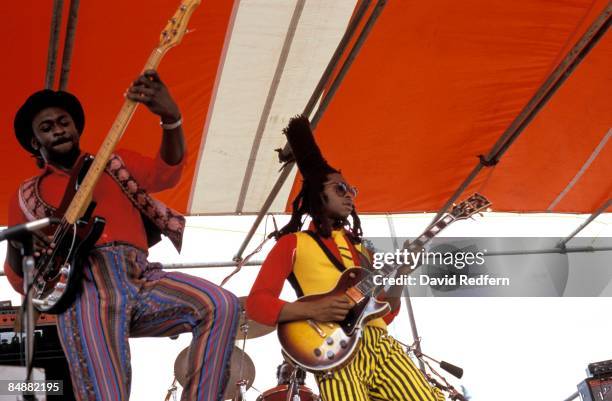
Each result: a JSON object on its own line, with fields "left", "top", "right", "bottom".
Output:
{"left": 4, "top": 149, "right": 184, "bottom": 293}
{"left": 246, "top": 230, "right": 400, "bottom": 326}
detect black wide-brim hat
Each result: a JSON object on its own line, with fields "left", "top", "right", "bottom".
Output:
{"left": 14, "top": 89, "right": 85, "bottom": 155}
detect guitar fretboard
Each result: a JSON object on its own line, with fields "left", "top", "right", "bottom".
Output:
{"left": 355, "top": 214, "right": 455, "bottom": 295}
{"left": 64, "top": 49, "right": 166, "bottom": 224}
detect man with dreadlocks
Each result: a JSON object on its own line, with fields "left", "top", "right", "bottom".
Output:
{"left": 246, "top": 116, "right": 444, "bottom": 401}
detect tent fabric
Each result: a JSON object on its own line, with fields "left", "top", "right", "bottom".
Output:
{"left": 1, "top": 0, "right": 610, "bottom": 226}
{"left": 187, "top": 1, "right": 358, "bottom": 215}
{"left": 0, "top": 0, "right": 237, "bottom": 224}
{"left": 290, "top": 0, "right": 611, "bottom": 214}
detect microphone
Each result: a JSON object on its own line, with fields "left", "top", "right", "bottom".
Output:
{"left": 415, "top": 350, "right": 464, "bottom": 379}
{"left": 440, "top": 361, "right": 464, "bottom": 379}
{"left": 0, "top": 218, "right": 60, "bottom": 242}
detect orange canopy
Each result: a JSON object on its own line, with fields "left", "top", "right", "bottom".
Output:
{"left": 0, "top": 0, "right": 610, "bottom": 226}
{"left": 290, "top": 0, "right": 611, "bottom": 214}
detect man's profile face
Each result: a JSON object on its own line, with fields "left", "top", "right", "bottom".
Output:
{"left": 321, "top": 172, "right": 356, "bottom": 220}
{"left": 31, "top": 107, "right": 80, "bottom": 163}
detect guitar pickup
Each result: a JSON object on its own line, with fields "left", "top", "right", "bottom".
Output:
{"left": 307, "top": 319, "right": 327, "bottom": 338}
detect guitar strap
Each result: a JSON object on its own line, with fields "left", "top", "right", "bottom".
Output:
{"left": 18, "top": 153, "right": 185, "bottom": 252}
{"left": 286, "top": 231, "right": 345, "bottom": 298}
{"left": 286, "top": 230, "right": 373, "bottom": 298}
{"left": 304, "top": 231, "right": 346, "bottom": 273}
{"left": 286, "top": 273, "right": 304, "bottom": 298}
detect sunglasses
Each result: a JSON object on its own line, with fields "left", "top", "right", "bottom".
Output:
{"left": 324, "top": 181, "right": 358, "bottom": 198}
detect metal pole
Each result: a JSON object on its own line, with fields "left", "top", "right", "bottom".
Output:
{"left": 234, "top": 165, "right": 295, "bottom": 262}
{"left": 235, "top": 0, "right": 306, "bottom": 213}
{"left": 557, "top": 198, "right": 611, "bottom": 249}
{"left": 484, "top": 246, "right": 612, "bottom": 257}
{"left": 3, "top": 244, "right": 611, "bottom": 277}
{"left": 310, "top": 0, "right": 387, "bottom": 132}
{"left": 563, "top": 391, "right": 580, "bottom": 401}
{"left": 234, "top": 0, "right": 388, "bottom": 261}
{"left": 45, "top": 0, "right": 65, "bottom": 89}
{"left": 59, "top": 0, "right": 81, "bottom": 91}
{"left": 0, "top": 261, "right": 264, "bottom": 277}
{"left": 161, "top": 260, "right": 262, "bottom": 270}
{"left": 387, "top": 213, "right": 426, "bottom": 372}
{"left": 402, "top": 292, "right": 425, "bottom": 372}
{"left": 278, "top": 0, "right": 373, "bottom": 159}
{"left": 302, "top": 0, "right": 372, "bottom": 119}
{"left": 429, "top": 5, "right": 612, "bottom": 225}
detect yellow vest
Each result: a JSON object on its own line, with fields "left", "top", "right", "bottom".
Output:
{"left": 292, "top": 230, "right": 387, "bottom": 330}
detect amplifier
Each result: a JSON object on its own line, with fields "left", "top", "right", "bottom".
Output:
{"left": 589, "top": 360, "right": 612, "bottom": 378}
{"left": 0, "top": 306, "right": 57, "bottom": 329}
{"left": 0, "top": 305, "right": 74, "bottom": 401}
{"left": 578, "top": 376, "right": 612, "bottom": 401}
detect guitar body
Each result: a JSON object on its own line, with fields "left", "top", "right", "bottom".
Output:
{"left": 32, "top": 156, "right": 106, "bottom": 314}
{"left": 278, "top": 268, "right": 391, "bottom": 373}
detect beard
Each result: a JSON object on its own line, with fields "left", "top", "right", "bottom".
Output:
{"left": 44, "top": 142, "right": 81, "bottom": 169}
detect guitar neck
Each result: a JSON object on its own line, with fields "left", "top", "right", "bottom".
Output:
{"left": 356, "top": 214, "right": 456, "bottom": 294}
{"left": 64, "top": 48, "right": 166, "bottom": 224}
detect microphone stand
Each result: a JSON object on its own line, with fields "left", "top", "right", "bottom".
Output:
{"left": 403, "top": 338, "right": 467, "bottom": 401}
{"left": 286, "top": 368, "right": 301, "bottom": 401}
{"left": 1, "top": 218, "right": 59, "bottom": 401}
{"left": 418, "top": 358, "right": 467, "bottom": 401}
{"left": 19, "top": 235, "right": 39, "bottom": 401}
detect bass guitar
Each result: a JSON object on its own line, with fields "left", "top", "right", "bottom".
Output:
{"left": 277, "top": 193, "right": 491, "bottom": 373}
{"left": 30, "top": 0, "right": 201, "bottom": 314}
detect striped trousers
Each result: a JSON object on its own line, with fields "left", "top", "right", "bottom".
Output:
{"left": 316, "top": 327, "right": 445, "bottom": 401}
{"left": 56, "top": 245, "right": 240, "bottom": 401}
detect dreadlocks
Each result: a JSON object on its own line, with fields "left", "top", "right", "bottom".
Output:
{"left": 271, "top": 178, "right": 363, "bottom": 243}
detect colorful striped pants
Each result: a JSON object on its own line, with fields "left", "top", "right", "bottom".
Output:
{"left": 56, "top": 245, "right": 240, "bottom": 401}
{"left": 316, "top": 327, "right": 445, "bottom": 401}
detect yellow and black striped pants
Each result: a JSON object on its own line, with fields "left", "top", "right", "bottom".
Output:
{"left": 316, "top": 326, "right": 445, "bottom": 401}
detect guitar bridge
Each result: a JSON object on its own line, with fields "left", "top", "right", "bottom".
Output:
{"left": 345, "top": 287, "right": 365, "bottom": 304}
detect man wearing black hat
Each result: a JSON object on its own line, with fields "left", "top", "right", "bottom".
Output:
{"left": 246, "top": 116, "right": 444, "bottom": 401}
{"left": 5, "top": 70, "right": 240, "bottom": 401}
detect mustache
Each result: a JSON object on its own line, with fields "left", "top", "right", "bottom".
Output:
{"left": 51, "top": 136, "right": 73, "bottom": 146}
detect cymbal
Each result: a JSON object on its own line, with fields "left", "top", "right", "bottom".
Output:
{"left": 174, "top": 345, "right": 256, "bottom": 400}
{"left": 236, "top": 296, "right": 275, "bottom": 340}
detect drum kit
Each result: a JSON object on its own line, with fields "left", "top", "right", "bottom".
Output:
{"left": 170, "top": 297, "right": 320, "bottom": 401}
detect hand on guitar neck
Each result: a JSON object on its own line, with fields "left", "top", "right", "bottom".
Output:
{"left": 278, "top": 294, "right": 354, "bottom": 323}
{"left": 126, "top": 69, "right": 185, "bottom": 166}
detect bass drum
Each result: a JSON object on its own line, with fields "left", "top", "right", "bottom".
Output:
{"left": 256, "top": 384, "right": 320, "bottom": 401}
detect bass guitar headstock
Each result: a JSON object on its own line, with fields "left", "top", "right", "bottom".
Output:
{"left": 158, "top": 0, "right": 201, "bottom": 53}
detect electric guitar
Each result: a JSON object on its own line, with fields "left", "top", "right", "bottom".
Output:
{"left": 277, "top": 193, "right": 491, "bottom": 373}
{"left": 30, "top": 0, "right": 201, "bottom": 314}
